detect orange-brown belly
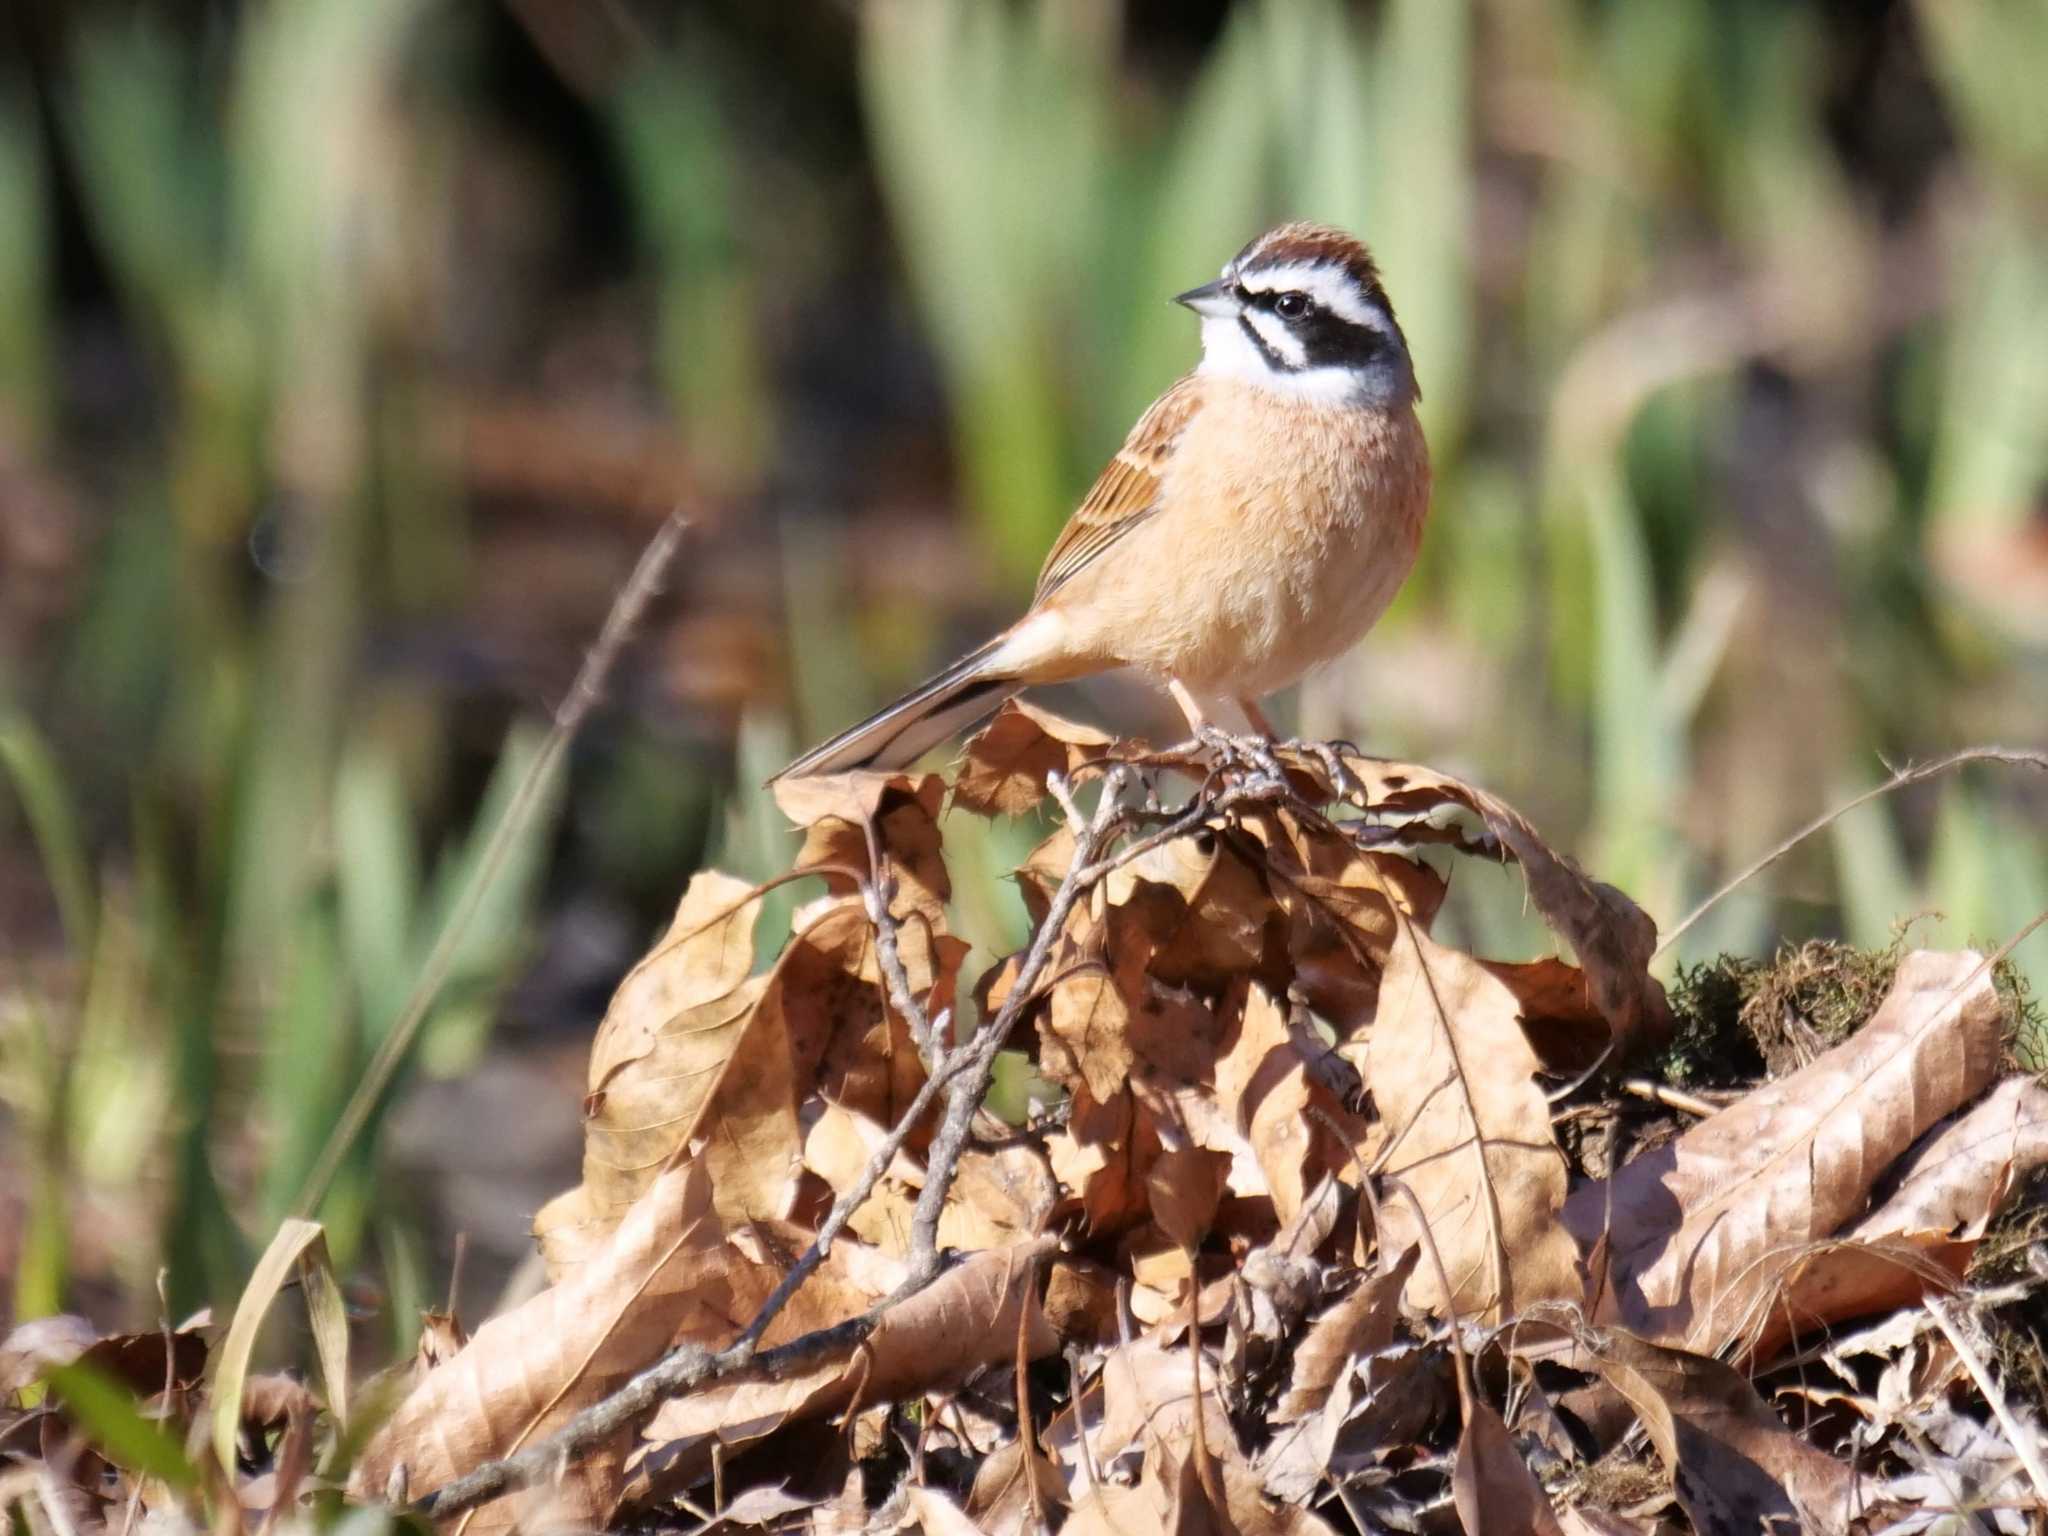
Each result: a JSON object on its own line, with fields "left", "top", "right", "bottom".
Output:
{"left": 1045, "top": 384, "right": 1430, "bottom": 696}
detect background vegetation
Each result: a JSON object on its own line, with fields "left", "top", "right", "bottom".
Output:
{"left": 0, "top": 0, "right": 2042, "bottom": 1339}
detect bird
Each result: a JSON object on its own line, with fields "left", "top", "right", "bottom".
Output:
{"left": 774, "top": 221, "right": 1431, "bottom": 780}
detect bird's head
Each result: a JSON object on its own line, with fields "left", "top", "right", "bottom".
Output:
{"left": 1176, "top": 222, "right": 1417, "bottom": 408}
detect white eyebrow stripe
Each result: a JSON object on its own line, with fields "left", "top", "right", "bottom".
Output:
{"left": 1237, "top": 261, "right": 1385, "bottom": 330}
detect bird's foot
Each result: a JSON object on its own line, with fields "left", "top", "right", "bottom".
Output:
{"left": 1194, "top": 724, "right": 1292, "bottom": 792}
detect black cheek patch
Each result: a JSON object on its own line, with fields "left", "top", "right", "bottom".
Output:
{"left": 1300, "top": 312, "right": 1385, "bottom": 371}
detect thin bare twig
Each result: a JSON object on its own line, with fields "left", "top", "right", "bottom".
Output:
{"left": 1926, "top": 1295, "right": 2048, "bottom": 1509}
{"left": 1619, "top": 1078, "right": 1724, "bottom": 1117}
{"left": 862, "top": 815, "right": 942, "bottom": 1059}
{"left": 1656, "top": 747, "right": 2048, "bottom": 959}
{"left": 296, "top": 509, "right": 692, "bottom": 1218}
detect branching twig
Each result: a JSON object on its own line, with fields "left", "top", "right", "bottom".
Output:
{"left": 417, "top": 765, "right": 1144, "bottom": 1518}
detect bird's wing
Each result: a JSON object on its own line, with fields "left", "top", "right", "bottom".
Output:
{"left": 1032, "top": 375, "right": 1205, "bottom": 604}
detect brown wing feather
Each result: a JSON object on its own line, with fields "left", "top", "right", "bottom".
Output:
{"left": 1033, "top": 376, "right": 1204, "bottom": 603}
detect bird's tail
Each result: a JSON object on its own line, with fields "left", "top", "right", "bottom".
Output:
{"left": 773, "top": 636, "right": 1020, "bottom": 779}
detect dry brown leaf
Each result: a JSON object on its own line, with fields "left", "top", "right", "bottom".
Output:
{"left": 956, "top": 700, "right": 1117, "bottom": 817}
{"left": 1094, "top": 1336, "right": 1238, "bottom": 1474}
{"left": 1047, "top": 1083, "right": 1165, "bottom": 1234}
{"left": 1108, "top": 832, "right": 1273, "bottom": 989}
{"left": 1045, "top": 965, "right": 1139, "bottom": 1101}
{"left": 1333, "top": 755, "right": 1671, "bottom": 1054}
{"left": 1166, "top": 1443, "right": 1244, "bottom": 1536}
{"left": 1452, "top": 1399, "right": 1567, "bottom": 1536}
{"left": 774, "top": 769, "right": 951, "bottom": 927}
{"left": 1579, "top": 1328, "right": 1852, "bottom": 1536}
{"left": 908, "top": 1484, "right": 999, "bottom": 1536}
{"left": 806, "top": 1095, "right": 1054, "bottom": 1257}
{"left": 1273, "top": 1247, "right": 1418, "bottom": 1424}
{"left": 776, "top": 899, "right": 947, "bottom": 1132}
{"left": 1248, "top": 807, "right": 1444, "bottom": 1024}
{"left": 1147, "top": 1147, "right": 1233, "bottom": 1252}
{"left": 966, "top": 1436, "right": 1070, "bottom": 1536}
{"left": 634, "top": 1237, "right": 1058, "bottom": 1495}
{"left": 533, "top": 871, "right": 764, "bottom": 1269}
{"left": 1740, "top": 1074, "right": 2048, "bottom": 1361}
{"left": 1065, "top": 1483, "right": 1167, "bottom": 1536}
{"left": 1483, "top": 957, "right": 1620, "bottom": 1075}
{"left": 1358, "top": 921, "right": 1582, "bottom": 1321}
{"left": 1565, "top": 949, "right": 2005, "bottom": 1352}
{"left": 0, "top": 1316, "right": 209, "bottom": 1400}
{"left": 1206, "top": 985, "right": 1318, "bottom": 1228}
{"left": 1855, "top": 1072, "right": 2048, "bottom": 1240}
{"left": 868, "top": 1234, "right": 1061, "bottom": 1404}
{"left": 356, "top": 1160, "right": 734, "bottom": 1532}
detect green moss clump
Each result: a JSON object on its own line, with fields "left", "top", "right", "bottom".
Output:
{"left": 1663, "top": 937, "right": 1908, "bottom": 1084}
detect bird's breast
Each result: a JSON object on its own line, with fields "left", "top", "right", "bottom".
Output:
{"left": 1073, "top": 383, "right": 1430, "bottom": 694}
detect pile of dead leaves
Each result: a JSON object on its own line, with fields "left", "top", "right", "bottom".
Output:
{"left": 6, "top": 704, "right": 2045, "bottom": 1536}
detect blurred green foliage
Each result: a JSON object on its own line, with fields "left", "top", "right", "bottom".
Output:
{"left": 0, "top": 0, "right": 2043, "bottom": 1331}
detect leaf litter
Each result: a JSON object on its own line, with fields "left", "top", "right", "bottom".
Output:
{"left": 6, "top": 702, "right": 2045, "bottom": 1536}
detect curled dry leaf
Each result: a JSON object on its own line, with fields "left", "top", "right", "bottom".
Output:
{"left": 1565, "top": 949, "right": 2005, "bottom": 1354}
{"left": 1579, "top": 1328, "right": 1853, "bottom": 1536}
{"left": 1749, "top": 1073, "right": 2048, "bottom": 1362}
{"left": 1047, "top": 1080, "right": 1167, "bottom": 1235}
{"left": 357, "top": 1161, "right": 734, "bottom": 1533}
{"left": 1332, "top": 755, "right": 1672, "bottom": 1056}
{"left": 1358, "top": 920, "right": 1582, "bottom": 1322}
{"left": 533, "top": 871, "right": 764, "bottom": 1269}
{"left": 541, "top": 877, "right": 959, "bottom": 1255}
{"left": 1246, "top": 806, "right": 1444, "bottom": 1024}
{"left": 1045, "top": 964, "right": 1141, "bottom": 1102}
{"left": 1452, "top": 1399, "right": 1566, "bottom": 1536}
{"left": 956, "top": 700, "right": 1116, "bottom": 817}
{"left": 1109, "top": 831, "right": 1273, "bottom": 990}
{"left": 954, "top": 708, "right": 1668, "bottom": 1058}
{"left": 772, "top": 767, "right": 951, "bottom": 925}
{"left": 0, "top": 1316, "right": 208, "bottom": 1400}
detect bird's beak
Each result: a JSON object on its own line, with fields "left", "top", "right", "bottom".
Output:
{"left": 1173, "top": 279, "right": 1238, "bottom": 319}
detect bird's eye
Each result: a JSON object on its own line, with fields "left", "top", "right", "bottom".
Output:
{"left": 1275, "top": 291, "right": 1310, "bottom": 319}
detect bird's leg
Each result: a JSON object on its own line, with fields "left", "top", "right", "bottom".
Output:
{"left": 1167, "top": 678, "right": 1213, "bottom": 735}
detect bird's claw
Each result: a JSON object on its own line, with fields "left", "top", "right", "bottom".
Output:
{"left": 1277, "top": 737, "right": 1368, "bottom": 806}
